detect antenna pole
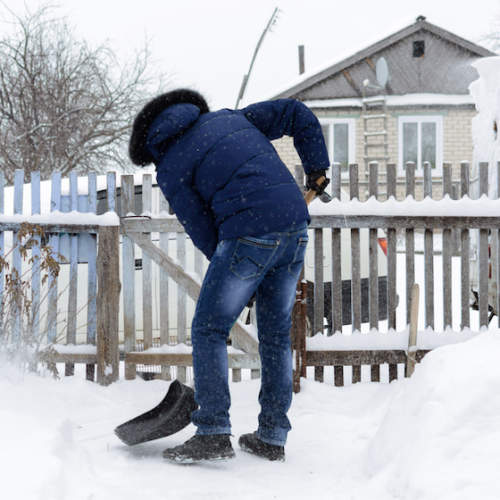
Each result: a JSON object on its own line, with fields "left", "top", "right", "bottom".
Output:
{"left": 235, "top": 7, "right": 280, "bottom": 109}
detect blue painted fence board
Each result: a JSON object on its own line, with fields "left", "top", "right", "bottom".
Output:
{"left": 31, "top": 171, "right": 41, "bottom": 340}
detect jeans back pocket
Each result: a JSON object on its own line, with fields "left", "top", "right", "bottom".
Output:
{"left": 230, "top": 236, "right": 279, "bottom": 280}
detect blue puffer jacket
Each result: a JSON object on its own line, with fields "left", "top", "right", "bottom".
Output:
{"left": 146, "top": 99, "right": 330, "bottom": 260}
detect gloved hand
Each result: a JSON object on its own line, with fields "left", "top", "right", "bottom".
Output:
{"left": 306, "top": 170, "right": 330, "bottom": 196}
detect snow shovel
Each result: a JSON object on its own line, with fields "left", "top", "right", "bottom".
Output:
{"left": 114, "top": 379, "right": 198, "bottom": 446}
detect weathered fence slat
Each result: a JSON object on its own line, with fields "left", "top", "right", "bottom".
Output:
{"left": 331, "top": 164, "right": 343, "bottom": 386}
{"left": 65, "top": 172, "right": 79, "bottom": 376}
{"left": 405, "top": 163, "right": 416, "bottom": 325}
{"left": 47, "top": 171, "right": 61, "bottom": 343}
{"left": 177, "top": 230, "right": 188, "bottom": 383}
{"left": 96, "top": 226, "right": 120, "bottom": 385}
{"left": 142, "top": 174, "right": 153, "bottom": 351}
{"left": 479, "top": 162, "right": 489, "bottom": 327}
{"left": 159, "top": 192, "right": 171, "bottom": 380}
{"left": 442, "top": 163, "right": 453, "bottom": 329}
{"left": 406, "top": 284, "right": 420, "bottom": 377}
{"left": 331, "top": 163, "right": 342, "bottom": 336}
{"left": 369, "top": 162, "right": 380, "bottom": 382}
{"left": 86, "top": 172, "right": 98, "bottom": 381}
{"left": 386, "top": 163, "right": 398, "bottom": 382}
{"left": 121, "top": 175, "right": 137, "bottom": 380}
{"left": 423, "top": 162, "right": 434, "bottom": 329}
{"left": 460, "top": 162, "right": 470, "bottom": 329}
{"left": 349, "top": 164, "right": 361, "bottom": 384}
{"left": 31, "top": 171, "right": 41, "bottom": 341}
{"left": 313, "top": 227, "right": 324, "bottom": 336}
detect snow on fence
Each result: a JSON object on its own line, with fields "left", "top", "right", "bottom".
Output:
{"left": 0, "top": 169, "right": 120, "bottom": 385}
{"left": 4, "top": 163, "right": 500, "bottom": 388}
{"left": 0, "top": 169, "right": 260, "bottom": 385}
{"left": 292, "top": 160, "right": 500, "bottom": 390}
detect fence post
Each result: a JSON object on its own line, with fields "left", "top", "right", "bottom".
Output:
{"left": 442, "top": 163, "right": 452, "bottom": 330}
{"left": 349, "top": 164, "right": 361, "bottom": 384}
{"left": 423, "top": 162, "right": 434, "bottom": 330}
{"left": 479, "top": 162, "right": 489, "bottom": 327}
{"left": 460, "top": 162, "right": 470, "bottom": 329}
{"left": 121, "top": 175, "right": 136, "bottom": 380}
{"left": 96, "top": 225, "right": 120, "bottom": 385}
{"left": 368, "top": 162, "right": 380, "bottom": 382}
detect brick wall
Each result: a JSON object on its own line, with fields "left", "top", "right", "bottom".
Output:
{"left": 272, "top": 105, "right": 476, "bottom": 200}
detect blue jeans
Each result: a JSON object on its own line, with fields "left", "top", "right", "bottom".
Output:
{"left": 191, "top": 222, "right": 309, "bottom": 446}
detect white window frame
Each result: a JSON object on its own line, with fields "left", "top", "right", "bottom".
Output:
{"left": 398, "top": 115, "right": 443, "bottom": 176}
{"left": 319, "top": 118, "right": 356, "bottom": 177}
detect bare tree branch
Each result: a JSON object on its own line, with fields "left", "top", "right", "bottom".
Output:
{"left": 0, "top": 3, "right": 166, "bottom": 182}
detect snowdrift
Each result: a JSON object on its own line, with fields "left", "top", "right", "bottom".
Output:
{"left": 365, "top": 332, "right": 500, "bottom": 500}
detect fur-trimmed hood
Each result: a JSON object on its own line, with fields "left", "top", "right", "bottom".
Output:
{"left": 129, "top": 89, "right": 209, "bottom": 166}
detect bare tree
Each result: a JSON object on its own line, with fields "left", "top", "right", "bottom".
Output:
{"left": 0, "top": 4, "right": 163, "bottom": 181}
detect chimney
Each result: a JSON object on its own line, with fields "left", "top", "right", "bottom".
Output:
{"left": 298, "top": 45, "right": 305, "bottom": 75}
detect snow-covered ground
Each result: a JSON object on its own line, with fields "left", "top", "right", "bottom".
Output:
{"left": 2, "top": 330, "right": 500, "bottom": 500}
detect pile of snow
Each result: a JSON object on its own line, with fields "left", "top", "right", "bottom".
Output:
{"left": 1, "top": 332, "right": 500, "bottom": 499}
{"left": 470, "top": 56, "right": 500, "bottom": 198}
{"left": 365, "top": 331, "right": 500, "bottom": 499}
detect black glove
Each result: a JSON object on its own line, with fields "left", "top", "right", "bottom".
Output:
{"left": 306, "top": 171, "right": 330, "bottom": 196}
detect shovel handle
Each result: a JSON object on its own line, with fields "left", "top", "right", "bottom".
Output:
{"left": 304, "top": 176, "right": 326, "bottom": 205}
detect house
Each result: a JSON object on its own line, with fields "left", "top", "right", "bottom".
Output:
{"left": 271, "top": 16, "right": 496, "bottom": 200}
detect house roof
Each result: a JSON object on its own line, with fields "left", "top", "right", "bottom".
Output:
{"left": 272, "top": 16, "right": 496, "bottom": 100}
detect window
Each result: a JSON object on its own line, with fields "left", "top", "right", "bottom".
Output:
{"left": 398, "top": 116, "right": 442, "bottom": 174}
{"left": 413, "top": 40, "right": 425, "bottom": 57}
{"left": 319, "top": 118, "right": 356, "bottom": 176}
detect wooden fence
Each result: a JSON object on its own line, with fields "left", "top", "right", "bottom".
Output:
{"left": 3, "top": 163, "right": 499, "bottom": 387}
{"left": 292, "top": 160, "right": 500, "bottom": 389}
{"left": 0, "top": 169, "right": 120, "bottom": 385}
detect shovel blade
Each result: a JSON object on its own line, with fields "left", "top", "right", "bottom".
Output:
{"left": 114, "top": 379, "right": 198, "bottom": 446}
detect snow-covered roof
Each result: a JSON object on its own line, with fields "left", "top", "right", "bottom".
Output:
{"left": 304, "top": 93, "right": 476, "bottom": 109}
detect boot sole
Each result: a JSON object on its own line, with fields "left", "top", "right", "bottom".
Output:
{"left": 163, "top": 450, "right": 236, "bottom": 464}
{"left": 239, "top": 443, "right": 285, "bottom": 462}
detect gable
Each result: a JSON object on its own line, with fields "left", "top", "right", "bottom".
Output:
{"left": 274, "top": 19, "right": 495, "bottom": 100}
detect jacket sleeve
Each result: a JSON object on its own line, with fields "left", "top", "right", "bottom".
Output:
{"left": 241, "top": 99, "right": 330, "bottom": 174}
{"left": 157, "top": 168, "right": 218, "bottom": 261}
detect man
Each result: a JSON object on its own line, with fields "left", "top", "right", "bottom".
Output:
{"left": 129, "top": 89, "right": 330, "bottom": 463}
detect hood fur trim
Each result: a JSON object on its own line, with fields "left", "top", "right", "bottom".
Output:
{"left": 129, "top": 88, "right": 209, "bottom": 166}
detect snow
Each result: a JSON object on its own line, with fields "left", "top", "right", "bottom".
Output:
{"left": 365, "top": 332, "right": 500, "bottom": 499}
{"left": 309, "top": 194, "right": 500, "bottom": 217}
{"left": 304, "top": 93, "right": 475, "bottom": 109}
{"left": 52, "top": 344, "right": 97, "bottom": 355}
{"left": 470, "top": 56, "right": 500, "bottom": 198}
{"left": 0, "top": 210, "right": 119, "bottom": 226}
{"left": 2, "top": 331, "right": 500, "bottom": 499}
{"left": 307, "top": 327, "right": 484, "bottom": 351}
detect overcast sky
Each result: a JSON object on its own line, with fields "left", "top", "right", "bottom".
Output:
{"left": 2, "top": 0, "right": 500, "bottom": 109}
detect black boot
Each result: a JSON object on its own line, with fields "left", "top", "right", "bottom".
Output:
{"left": 163, "top": 434, "right": 235, "bottom": 464}
{"left": 238, "top": 432, "right": 285, "bottom": 461}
